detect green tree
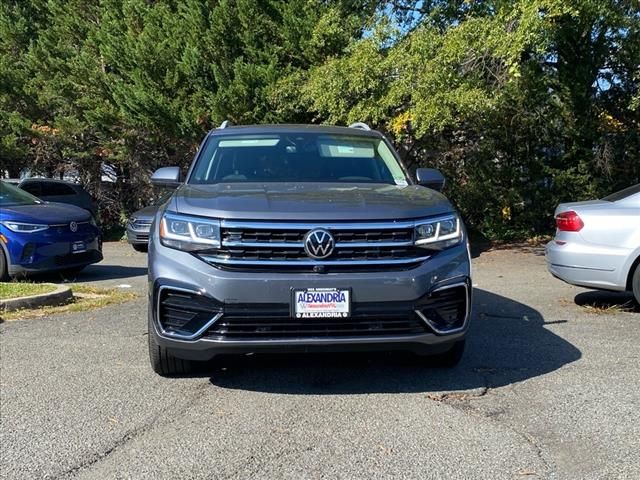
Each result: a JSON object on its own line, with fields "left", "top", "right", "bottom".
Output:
{"left": 1, "top": 0, "right": 374, "bottom": 233}
{"left": 288, "top": 0, "right": 640, "bottom": 239}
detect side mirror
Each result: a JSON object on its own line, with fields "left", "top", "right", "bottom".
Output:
{"left": 415, "top": 168, "right": 445, "bottom": 191}
{"left": 151, "top": 167, "right": 181, "bottom": 188}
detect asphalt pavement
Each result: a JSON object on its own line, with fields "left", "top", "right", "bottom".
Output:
{"left": 1, "top": 242, "right": 639, "bottom": 479}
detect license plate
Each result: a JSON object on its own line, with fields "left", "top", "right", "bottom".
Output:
{"left": 292, "top": 288, "right": 351, "bottom": 318}
{"left": 71, "top": 241, "right": 86, "bottom": 254}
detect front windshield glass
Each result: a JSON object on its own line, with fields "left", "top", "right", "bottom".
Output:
{"left": 0, "top": 181, "right": 41, "bottom": 207}
{"left": 189, "top": 133, "right": 409, "bottom": 186}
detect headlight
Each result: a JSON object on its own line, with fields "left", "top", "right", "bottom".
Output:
{"left": 1, "top": 221, "right": 49, "bottom": 233}
{"left": 414, "top": 214, "right": 462, "bottom": 249}
{"left": 160, "top": 212, "right": 221, "bottom": 251}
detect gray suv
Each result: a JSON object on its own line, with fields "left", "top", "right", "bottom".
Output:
{"left": 148, "top": 123, "right": 472, "bottom": 375}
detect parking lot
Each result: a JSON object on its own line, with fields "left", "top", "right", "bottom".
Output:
{"left": 1, "top": 242, "right": 639, "bottom": 479}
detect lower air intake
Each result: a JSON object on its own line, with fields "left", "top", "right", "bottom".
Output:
{"left": 157, "top": 288, "right": 222, "bottom": 336}
{"left": 415, "top": 284, "right": 468, "bottom": 333}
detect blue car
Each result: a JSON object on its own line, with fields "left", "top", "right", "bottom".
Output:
{"left": 0, "top": 181, "right": 103, "bottom": 280}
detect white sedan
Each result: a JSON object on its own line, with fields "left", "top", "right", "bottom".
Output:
{"left": 546, "top": 184, "right": 640, "bottom": 304}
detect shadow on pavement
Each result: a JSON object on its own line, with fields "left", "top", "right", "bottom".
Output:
{"left": 574, "top": 290, "right": 639, "bottom": 313}
{"left": 67, "top": 264, "right": 147, "bottom": 282}
{"left": 24, "top": 264, "right": 148, "bottom": 284}
{"left": 207, "top": 288, "right": 581, "bottom": 394}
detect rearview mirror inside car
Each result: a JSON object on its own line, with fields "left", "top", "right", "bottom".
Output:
{"left": 151, "top": 167, "right": 181, "bottom": 188}
{"left": 415, "top": 168, "right": 445, "bottom": 191}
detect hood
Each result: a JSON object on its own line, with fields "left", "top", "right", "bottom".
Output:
{"left": 0, "top": 202, "right": 91, "bottom": 224}
{"left": 172, "top": 183, "right": 453, "bottom": 221}
{"left": 131, "top": 205, "right": 159, "bottom": 221}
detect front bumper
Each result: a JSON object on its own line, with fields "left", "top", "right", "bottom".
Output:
{"left": 126, "top": 226, "right": 150, "bottom": 245}
{"left": 10, "top": 249, "right": 103, "bottom": 275}
{"left": 148, "top": 238, "right": 472, "bottom": 361}
{"left": 3, "top": 227, "right": 103, "bottom": 275}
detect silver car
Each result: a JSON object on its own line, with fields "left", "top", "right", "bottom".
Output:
{"left": 126, "top": 192, "right": 172, "bottom": 252}
{"left": 546, "top": 184, "right": 640, "bottom": 304}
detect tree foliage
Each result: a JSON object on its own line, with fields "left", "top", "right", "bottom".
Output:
{"left": 292, "top": 0, "right": 640, "bottom": 238}
{"left": 1, "top": 0, "right": 638, "bottom": 240}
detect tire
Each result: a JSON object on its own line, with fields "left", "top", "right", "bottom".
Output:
{"left": 132, "top": 243, "right": 148, "bottom": 253}
{"left": 0, "top": 247, "right": 9, "bottom": 281}
{"left": 421, "top": 340, "right": 466, "bottom": 368}
{"left": 148, "top": 324, "right": 195, "bottom": 376}
{"left": 633, "top": 263, "right": 640, "bottom": 306}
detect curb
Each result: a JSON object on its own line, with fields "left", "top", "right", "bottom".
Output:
{"left": 0, "top": 285, "right": 73, "bottom": 312}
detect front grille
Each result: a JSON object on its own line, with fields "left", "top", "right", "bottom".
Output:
{"left": 222, "top": 228, "right": 413, "bottom": 244}
{"left": 212, "top": 246, "right": 422, "bottom": 261}
{"left": 130, "top": 220, "right": 152, "bottom": 231}
{"left": 415, "top": 285, "right": 468, "bottom": 333}
{"left": 50, "top": 221, "right": 91, "bottom": 233}
{"left": 202, "top": 220, "right": 429, "bottom": 272}
{"left": 158, "top": 289, "right": 222, "bottom": 335}
{"left": 205, "top": 302, "right": 429, "bottom": 339}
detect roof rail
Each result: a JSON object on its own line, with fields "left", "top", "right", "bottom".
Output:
{"left": 218, "top": 120, "right": 233, "bottom": 129}
{"left": 348, "top": 122, "right": 371, "bottom": 131}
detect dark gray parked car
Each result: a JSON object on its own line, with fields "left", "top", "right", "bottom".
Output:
{"left": 19, "top": 178, "right": 98, "bottom": 219}
{"left": 148, "top": 123, "right": 472, "bottom": 376}
{"left": 126, "top": 192, "right": 172, "bottom": 252}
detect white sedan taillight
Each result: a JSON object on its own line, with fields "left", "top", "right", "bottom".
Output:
{"left": 555, "top": 211, "right": 584, "bottom": 232}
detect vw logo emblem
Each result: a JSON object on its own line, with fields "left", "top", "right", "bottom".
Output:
{"left": 69, "top": 221, "right": 78, "bottom": 232}
{"left": 303, "top": 229, "right": 335, "bottom": 259}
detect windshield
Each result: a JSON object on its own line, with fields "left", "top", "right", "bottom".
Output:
{"left": 0, "top": 181, "right": 41, "bottom": 207}
{"left": 189, "top": 133, "right": 409, "bottom": 186}
{"left": 602, "top": 183, "right": 640, "bottom": 202}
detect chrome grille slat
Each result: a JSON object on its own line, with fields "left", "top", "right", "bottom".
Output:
{"left": 220, "top": 220, "right": 420, "bottom": 230}
{"left": 221, "top": 240, "right": 414, "bottom": 248}
{"left": 200, "top": 256, "right": 430, "bottom": 267}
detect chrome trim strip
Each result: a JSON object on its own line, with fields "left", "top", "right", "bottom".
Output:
{"left": 49, "top": 221, "right": 90, "bottom": 227}
{"left": 550, "top": 263, "right": 614, "bottom": 272}
{"left": 221, "top": 219, "right": 430, "bottom": 230}
{"left": 414, "top": 282, "right": 470, "bottom": 335}
{"left": 199, "top": 255, "right": 430, "bottom": 266}
{"left": 221, "top": 240, "right": 414, "bottom": 248}
{"left": 156, "top": 285, "right": 222, "bottom": 340}
{"left": 222, "top": 241, "right": 304, "bottom": 248}
{"left": 339, "top": 241, "right": 414, "bottom": 247}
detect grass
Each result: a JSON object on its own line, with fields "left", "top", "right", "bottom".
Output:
{"left": 0, "top": 282, "right": 57, "bottom": 300}
{"left": 0, "top": 284, "right": 137, "bottom": 321}
{"left": 580, "top": 301, "right": 636, "bottom": 315}
{"left": 573, "top": 290, "right": 639, "bottom": 315}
